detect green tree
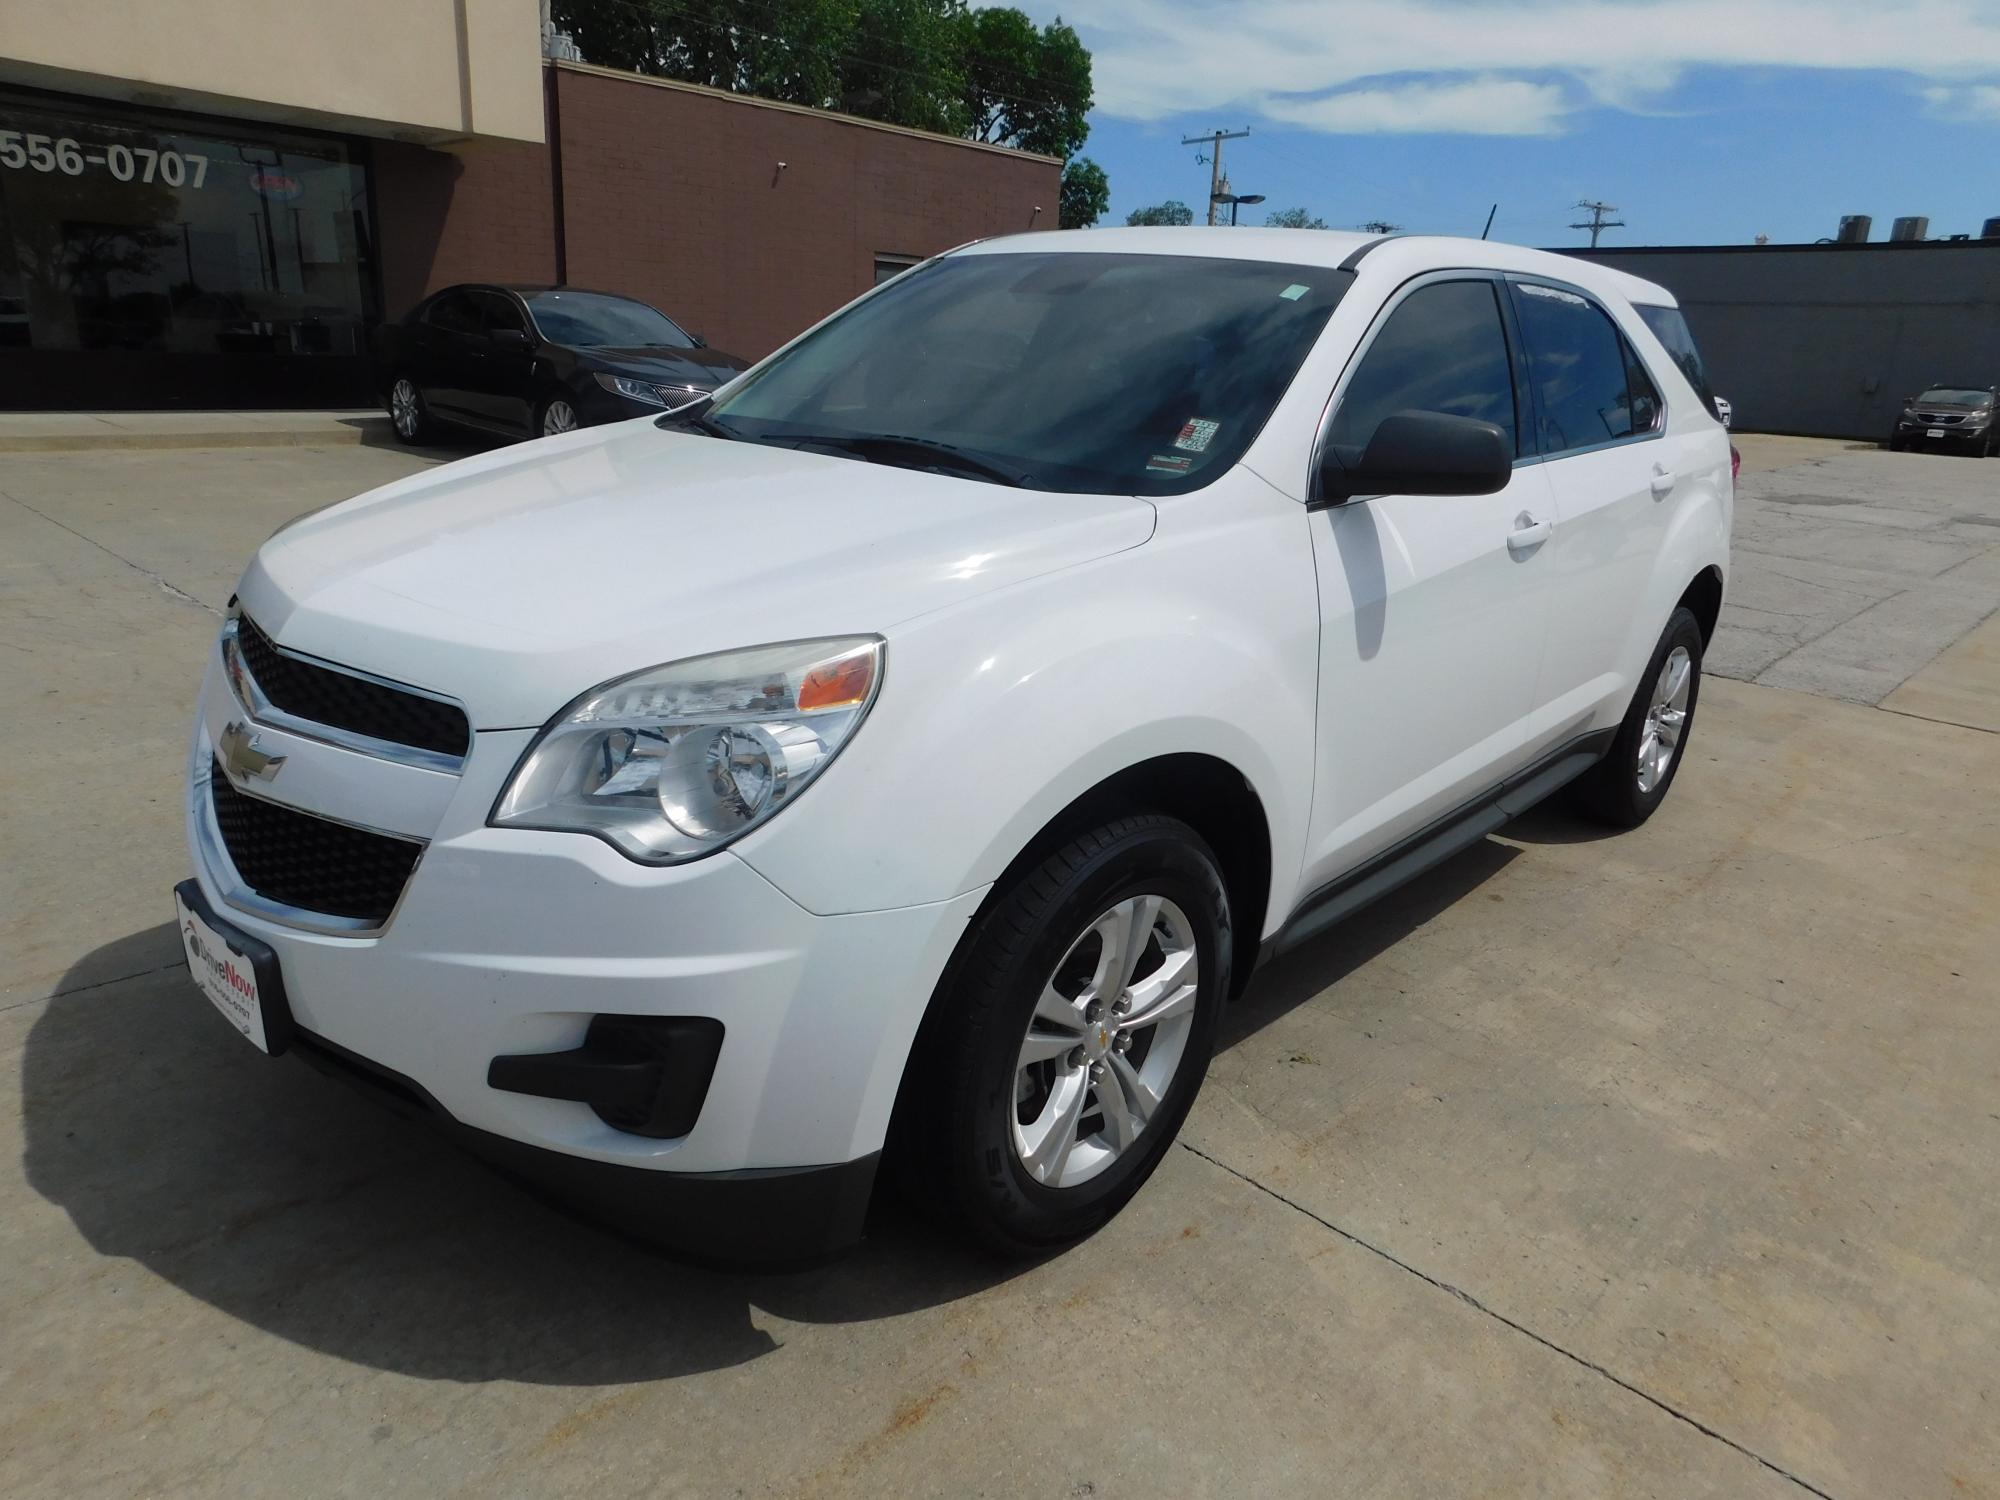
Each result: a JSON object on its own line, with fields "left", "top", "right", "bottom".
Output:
{"left": 1264, "top": 207, "right": 1330, "bottom": 229}
{"left": 1059, "top": 156, "right": 1108, "bottom": 228}
{"left": 549, "top": 0, "right": 1092, "bottom": 151}
{"left": 1126, "top": 200, "right": 1194, "bottom": 227}
{"left": 959, "top": 9, "right": 1092, "bottom": 158}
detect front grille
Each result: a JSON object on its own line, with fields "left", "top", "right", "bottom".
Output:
{"left": 1916, "top": 411, "right": 1961, "bottom": 425}
{"left": 210, "top": 760, "right": 422, "bottom": 925}
{"left": 236, "top": 614, "right": 469, "bottom": 759}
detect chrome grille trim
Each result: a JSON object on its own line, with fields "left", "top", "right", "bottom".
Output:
{"left": 222, "top": 617, "right": 468, "bottom": 775}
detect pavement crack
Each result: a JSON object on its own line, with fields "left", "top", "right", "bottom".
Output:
{"left": 0, "top": 487, "right": 221, "bottom": 617}
{"left": 1177, "top": 1139, "right": 1842, "bottom": 1500}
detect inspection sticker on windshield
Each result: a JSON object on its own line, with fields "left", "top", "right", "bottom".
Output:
{"left": 1146, "top": 453, "right": 1193, "bottom": 474}
{"left": 1279, "top": 283, "right": 1310, "bottom": 301}
{"left": 1173, "top": 418, "right": 1220, "bottom": 453}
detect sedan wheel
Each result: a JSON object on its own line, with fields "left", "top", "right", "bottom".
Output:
{"left": 1012, "top": 894, "right": 1200, "bottom": 1189}
{"left": 541, "top": 398, "right": 578, "bottom": 437}
{"left": 389, "top": 377, "right": 426, "bottom": 443}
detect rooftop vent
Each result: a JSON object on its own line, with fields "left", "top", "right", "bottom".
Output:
{"left": 1837, "top": 215, "right": 1871, "bottom": 244}
{"left": 1890, "top": 216, "right": 1929, "bottom": 242}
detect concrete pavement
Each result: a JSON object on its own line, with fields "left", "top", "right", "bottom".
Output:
{"left": 1, "top": 437, "right": 1996, "bottom": 1498}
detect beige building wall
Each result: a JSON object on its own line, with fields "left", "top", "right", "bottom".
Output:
{"left": 0, "top": 0, "right": 544, "bottom": 143}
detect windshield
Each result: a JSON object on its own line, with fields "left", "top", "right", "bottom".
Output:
{"left": 527, "top": 290, "right": 695, "bottom": 349}
{"left": 1915, "top": 388, "right": 1992, "bottom": 407}
{"left": 705, "top": 251, "right": 1352, "bottom": 495}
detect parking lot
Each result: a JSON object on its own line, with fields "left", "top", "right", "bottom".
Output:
{"left": 2, "top": 432, "right": 1996, "bottom": 1498}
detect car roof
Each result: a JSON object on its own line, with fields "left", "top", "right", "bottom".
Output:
{"left": 957, "top": 227, "right": 1678, "bottom": 310}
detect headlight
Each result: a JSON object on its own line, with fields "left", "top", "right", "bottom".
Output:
{"left": 492, "top": 637, "right": 882, "bottom": 863}
{"left": 594, "top": 372, "right": 667, "bottom": 407}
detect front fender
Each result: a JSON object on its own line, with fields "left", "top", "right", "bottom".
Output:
{"left": 734, "top": 476, "right": 1320, "bottom": 939}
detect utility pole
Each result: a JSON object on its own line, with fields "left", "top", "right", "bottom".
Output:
{"left": 1569, "top": 198, "right": 1625, "bottom": 248}
{"left": 1181, "top": 128, "right": 1250, "bottom": 225}
{"left": 1357, "top": 220, "right": 1402, "bottom": 235}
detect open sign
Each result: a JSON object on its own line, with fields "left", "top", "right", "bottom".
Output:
{"left": 248, "top": 168, "right": 302, "bottom": 201}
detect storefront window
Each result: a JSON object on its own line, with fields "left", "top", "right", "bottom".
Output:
{"left": 0, "top": 93, "right": 376, "bottom": 406}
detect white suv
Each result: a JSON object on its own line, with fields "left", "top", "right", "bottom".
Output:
{"left": 176, "top": 229, "right": 1730, "bottom": 1261}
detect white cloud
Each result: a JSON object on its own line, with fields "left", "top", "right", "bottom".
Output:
{"left": 1263, "top": 77, "right": 1571, "bottom": 135}
{"left": 1039, "top": 0, "right": 2000, "bottom": 134}
{"left": 1925, "top": 82, "right": 2000, "bottom": 119}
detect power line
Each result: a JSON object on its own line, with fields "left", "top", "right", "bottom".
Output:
{"left": 1569, "top": 198, "right": 1625, "bottom": 249}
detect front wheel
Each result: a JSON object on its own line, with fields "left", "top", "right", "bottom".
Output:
{"left": 537, "top": 393, "right": 580, "bottom": 438}
{"left": 897, "top": 814, "right": 1231, "bottom": 1256}
{"left": 1571, "top": 607, "right": 1705, "bottom": 828}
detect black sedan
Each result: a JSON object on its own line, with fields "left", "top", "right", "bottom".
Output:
{"left": 377, "top": 284, "right": 750, "bottom": 443}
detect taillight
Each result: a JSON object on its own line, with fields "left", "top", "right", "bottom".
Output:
{"left": 1730, "top": 444, "right": 1741, "bottom": 483}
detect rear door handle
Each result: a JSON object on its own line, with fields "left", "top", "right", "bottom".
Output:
{"left": 1507, "top": 512, "right": 1551, "bottom": 553}
{"left": 1650, "top": 464, "right": 1676, "bottom": 496}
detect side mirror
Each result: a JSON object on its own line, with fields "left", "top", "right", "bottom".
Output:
{"left": 689, "top": 331, "right": 708, "bottom": 348}
{"left": 1317, "top": 410, "right": 1512, "bottom": 504}
{"left": 490, "top": 327, "right": 531, "bottom": 350}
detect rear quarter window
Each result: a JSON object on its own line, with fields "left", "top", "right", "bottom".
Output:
{"left": 1635, "top": 304, "right": 1717, "bottom": 413}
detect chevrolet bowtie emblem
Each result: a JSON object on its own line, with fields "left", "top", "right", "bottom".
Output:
{"left": 219, "top": 720, "right": 286, "bottom": 781}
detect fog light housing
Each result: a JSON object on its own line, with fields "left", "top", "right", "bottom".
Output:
{"left": 488, "top": 1015, "right": 725, "bottom": 1138}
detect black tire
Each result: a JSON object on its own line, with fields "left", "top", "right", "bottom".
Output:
{"left": 894, "top": 814, "right": 1231, "bottom": 1257}
{"left": 1571, "top": 606, "right": 1705, "bottom": 829}
{"left": 387, "top": 374, "right": 430, "bottom": 444}
{"left": 1887, "top": 437, "right": 1903, "bottom": 452}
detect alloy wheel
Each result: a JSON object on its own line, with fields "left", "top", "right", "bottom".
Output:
{"left": 390, "top": 378, "right": 419, "bottom": 438}
{"left": 1637, "top": 645, "right": 1692, "bottom": 794}
{"left": 1011, "top": 894, "right": 1199, "bottom": 1189}
{"left": 542, "top": 399, "right": 577, "bottom": 436}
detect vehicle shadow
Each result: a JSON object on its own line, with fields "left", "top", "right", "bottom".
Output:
{"left": 338, "top": 415, "right": 511, "bottom": 460}
{"left": 20, "top": 928, "right": 1027, "bottom": 1386}
{"left": 22, "top": 836, "right": 1523, "bottom": 1386}
{"left": 1498, "top": 798, "right": 1626, "bottom": 846}
{"left": 1222, "top": 835, "right": 1518, "bottom": 1048}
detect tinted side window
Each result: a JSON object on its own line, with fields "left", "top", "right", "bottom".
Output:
{"left": 1327, "top": 279, "right": 1518, "bottom": 456}
{"left": 425, "top": 291, "right": 480, "bottom": 335}
{"left": 1635, "top": 304, "right": 1716, "bottom": 412}
{"left": 473, "top": 291, "right": 526, "bottom": 335}
{"left": 1513, "top": 282, "right": 1645, "bottom": 452}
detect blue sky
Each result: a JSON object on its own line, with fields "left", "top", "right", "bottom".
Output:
{"left": 1024, "top": 1, "right": 2000, "bottom": 246}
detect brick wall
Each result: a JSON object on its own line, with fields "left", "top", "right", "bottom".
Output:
{"left": 372, "top": 63, "right": 1060, "bottom": 359}
{"left": 373, "top": 135, "right": 557, "bottom": 317}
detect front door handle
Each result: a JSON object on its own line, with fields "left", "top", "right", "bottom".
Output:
{"left": 1650, "top": 464, "right": 1676, "bottom": 496}
{"left": 1507, "top": 512, "right": 1552, "bottom": 553}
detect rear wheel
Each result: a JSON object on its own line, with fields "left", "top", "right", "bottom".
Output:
{"left": 1571, "top": 606, "right": 1704, "bottom": 829}
{"left": 897, "top": 814, "right": 1230, "bottom": 1256}
{"left": 388, "top": 375, "right": 429, "bottom": 444}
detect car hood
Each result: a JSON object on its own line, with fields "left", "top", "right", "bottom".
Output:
{"left": 582, "top": 345, "right": 750, "bottom": 387}
{"left": 239, "top": 421, "right": 1155, "bottom": 728}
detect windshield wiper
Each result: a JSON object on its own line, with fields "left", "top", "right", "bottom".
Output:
{"left": 765, "top": 432, "right": 1041, "bottom": 488}
{"left": 653, "top": 393, "right": 736, "bottom": 440}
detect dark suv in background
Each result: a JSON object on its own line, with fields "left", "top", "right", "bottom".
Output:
{"left": 1889, "top": 385, "right": 1996, "bottom": 456}
{"left": 377, "top": 285, "right": 750, "bottom": 444}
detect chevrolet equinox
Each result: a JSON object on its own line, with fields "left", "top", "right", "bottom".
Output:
{"left": 176, "top": 229, "right": 1732, "bottom": 1261}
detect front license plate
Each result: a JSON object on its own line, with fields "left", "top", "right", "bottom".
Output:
{"left": 175, "top": 885, "right": 276, "bottom": 1053}
{"left": 1928, "top": 428, "right": 1945, "bottom": 438}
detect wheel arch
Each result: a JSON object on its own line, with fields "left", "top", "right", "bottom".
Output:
{"left": 967, "top": 752, "right": 1273, "bottom": 1003}
{"left": 1676, "top": 563, "right": 1725, "bottom": 648}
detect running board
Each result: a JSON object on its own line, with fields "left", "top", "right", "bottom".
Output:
{"left": 1266, "top": 728, "right": 1614, "bottom": 962}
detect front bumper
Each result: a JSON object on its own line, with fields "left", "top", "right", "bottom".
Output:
{"left": 183, "top": 646, "right": 983, "bottom": 1258}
